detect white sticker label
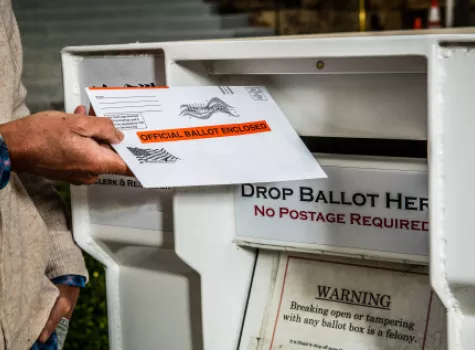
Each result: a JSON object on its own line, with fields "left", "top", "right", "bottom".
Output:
{"left": 105, "top": 113, "right": 147, "bottom": 130}
{"left": 263, "top": 256, "right": 443, "bottom": 350}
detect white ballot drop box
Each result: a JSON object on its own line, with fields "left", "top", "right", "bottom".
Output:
{"left": 63, "top": 30, "right": 475, "bottom": 350}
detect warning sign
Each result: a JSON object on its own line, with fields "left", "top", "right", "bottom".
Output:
{"left": 136, "top": 120, "right": 271, "bottom": 143}
{"left": 261, "top": 255, "right": 445, "bottom": 350}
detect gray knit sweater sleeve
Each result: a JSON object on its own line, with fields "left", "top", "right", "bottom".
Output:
{"left": 12, "top": 82, "right": 89, "bottom": 282}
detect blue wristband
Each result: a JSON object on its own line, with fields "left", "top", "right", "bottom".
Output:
{"left": 0, "top": 134, "right": 11, "bottom": 189}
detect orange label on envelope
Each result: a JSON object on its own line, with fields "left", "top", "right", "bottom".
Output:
{"left": 137, "top": 120, "right": 271, "bottom": 143}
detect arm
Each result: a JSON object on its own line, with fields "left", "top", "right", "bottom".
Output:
{"left": 11, "top": 83, "right": 89, "bottom": 282}
{"left": 9, "top": 85, "right": 99, "bottom": 343}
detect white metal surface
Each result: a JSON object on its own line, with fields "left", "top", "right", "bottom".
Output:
{"left": 62, "top": 31, "right": 475, "bottom": 350}
{"left": 429, "top": 41, "right": 475, "bottom": 350}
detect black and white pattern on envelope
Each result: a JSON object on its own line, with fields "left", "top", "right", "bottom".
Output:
{"left": 127, "top": 147, "right": 180, "bottom": 164}
{"left": 179, "top": 97, "right": 239, "bottom": 119}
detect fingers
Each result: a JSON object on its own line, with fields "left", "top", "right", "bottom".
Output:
{"left": 74, "top": 104, "right": 94, "bottom": 116}
{"left": 70, "top": 173, "right": 99, "bottom": 186}
{"left": 39, "top": 285, "right": 80, "bottom": 343}
{"left": 95, "top": 148, "right": 130, "bottom": 176}
{"left": 36, "top": 146, "right": 131, "bottom": 184}
{"left": 125, "top": 167, "right": 134, "bottom": 177}
{"left": 69, "top": 168, "right": 132, "bottom": 185}
{"left": 74, "top": 105, "right": 87, "bottom": 115}
{"left": 73, "top": 144, "right": 130, "bottom": 179}
{"left": 57, "top": 285, "right": 80, "bottom": 320}
{"left": 38, "top": 297, "right": 71, "bottom": 343}
{"left": 71, "top": 116, "right": 124, "bottom": 144}
{"left": 98, "top": 142, "right": 113, "bottom": 151}
{"left": 91, "top": 144, "right": 134, "bottom": 177}
{"left": 71, "top": 105, "right": 122, "bottom": 143}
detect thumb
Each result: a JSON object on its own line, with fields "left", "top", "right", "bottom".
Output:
{"left": 38, "top": 299, "right": 67, "bottom": 342}
{"left": 74, "top": 105, "right": 87, "bottom": 115}
{"left": 96, "top": 148, "right": 131, "bottom": 176}
{"left": 98, "top": 144, "right": 134, "bottom": 176}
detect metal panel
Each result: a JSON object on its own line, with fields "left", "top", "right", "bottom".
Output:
{"left": 429, "top": 41, "right": 475, "bottom": 350}
{"left": 63, "top": 32, "right": 475, "bottom": 350}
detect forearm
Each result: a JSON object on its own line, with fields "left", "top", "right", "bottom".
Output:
{"left": 6, "top": 83, "right": 90, "bottom": 281}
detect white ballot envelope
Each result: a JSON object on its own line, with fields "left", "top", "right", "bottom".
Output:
{"left": 86, "top": 86, "right": 326, "bottom": 188}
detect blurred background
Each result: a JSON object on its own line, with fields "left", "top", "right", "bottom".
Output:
{"left": 11, "top": 0, "right": 467, "bottom": 348}
{"left": 13, "top": 0, "right": 468, "bottom": 115}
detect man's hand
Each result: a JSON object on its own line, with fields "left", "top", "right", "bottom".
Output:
{"left": 0, "top": 106, "right": 130, "bottom": 184}
{"left": 38, "top": 285, "right": 79, "bottom": 343}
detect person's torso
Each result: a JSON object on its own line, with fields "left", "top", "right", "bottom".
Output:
{"left": 0, "top": 1, "right": 59, "bottom": 348}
